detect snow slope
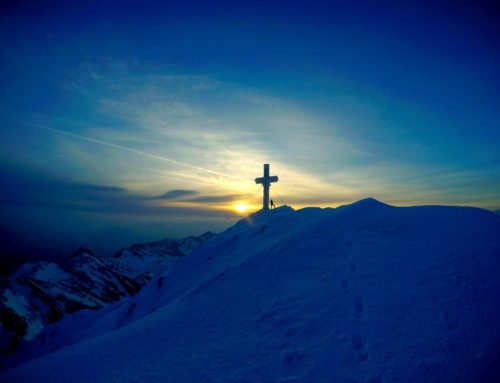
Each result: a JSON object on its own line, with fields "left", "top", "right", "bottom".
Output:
{"left": 2, "top": 199, "right": 500, "bottom": 382}
{"left": 0, "top": 233, "right": 215, "bottom": 350}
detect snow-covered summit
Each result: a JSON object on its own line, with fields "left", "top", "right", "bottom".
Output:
{"left": 2, "top": 200, "right": 500, "bottom": 382}
{"left": 339, "top": 197, "right": 389, "bottom": 211}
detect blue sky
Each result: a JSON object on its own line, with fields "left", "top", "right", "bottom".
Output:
{"left": 0, "top": 1, "right": 499, "bottom": 260}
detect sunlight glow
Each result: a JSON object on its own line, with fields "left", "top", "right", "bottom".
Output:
{"left": 234, "top": 203, "right": 249, "bottom": 213}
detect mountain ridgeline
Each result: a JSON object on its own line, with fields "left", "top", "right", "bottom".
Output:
{"left": 1, "top": 199, "right": 500, "bottom": 382}
{"left": 0, "top": 232, "right": 215, "bottom": 352}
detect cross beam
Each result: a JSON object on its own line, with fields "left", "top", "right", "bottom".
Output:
{"left": 255, "top": 164, "right": 278, "bottom": 210}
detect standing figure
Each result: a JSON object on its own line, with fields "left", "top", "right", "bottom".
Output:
{"left": 270, "top": 199, "right": 276, "bottom": 209}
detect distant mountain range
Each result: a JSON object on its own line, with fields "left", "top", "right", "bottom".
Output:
{"left": 0, "top": 232, "right": 215, "bottom": 353}
{"left": 0, "top": 225, "right": 69, "bottom": 277}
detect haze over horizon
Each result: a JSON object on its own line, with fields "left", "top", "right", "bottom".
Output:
{"left": 0, "top": 1, "right": 499, "bottom": 267}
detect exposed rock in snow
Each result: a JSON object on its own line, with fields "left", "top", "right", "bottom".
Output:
{"left": 0, "top": 232, "right": 215, "bottom": 352}
{"left": 1, "top": 200, "right": 500, "bottom": 382}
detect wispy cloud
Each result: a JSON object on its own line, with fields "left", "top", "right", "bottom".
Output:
{"left": 150, "top": 189, "right": 198, "bottom": 200}
{"left": 7, "top": 62, "right": 500, "bottom": 212}
{"left": 75, "top": 184, "right": 128, "bottom": 193}
{"left": 16, "top": 70, "right": 350, "bottom": 209}
{"left": 184, "top": 194, "right": 248, "bottom": 204}
{"left": 23, "top": 121, "right": 247, "bottom": 182}
{"left": 0, "top": 166, "right": 244, "bottom": 217}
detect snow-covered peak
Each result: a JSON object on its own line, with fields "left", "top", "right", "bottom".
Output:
{"left": 64, "top": 246, "right": 102, "bottom": 269}
{"left": 71, "top": 246, "right": 95, "bottom": 257}
{"left": 10, "top": 263, "right": 36, "bottom": 279}
{"left": 4, "top": 200, "right": 499, "bottom": 382}
{"left": 343, "top": 197, "right": 388, "bottom": 208}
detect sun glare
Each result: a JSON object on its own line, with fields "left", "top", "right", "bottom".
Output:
{"left": 234, "top": 203, "right": 249, "bottom": 213}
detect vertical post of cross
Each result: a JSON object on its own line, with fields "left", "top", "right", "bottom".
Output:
{"left": 255, "top": 164, "right": 279, "bottom": 211}
{"left": 263, "top": 164, "right": 270, "bottom": 210}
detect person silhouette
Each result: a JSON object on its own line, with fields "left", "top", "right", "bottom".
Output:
{"left": 270, "top": 199, "right": 276, "bottom": 209}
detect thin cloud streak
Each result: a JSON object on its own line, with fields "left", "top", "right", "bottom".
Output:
{"left": 22, "top": 120, "right": 247, "bottom": 182}
{"left": 150, "top": 189, "right": 198, "bottom": 200}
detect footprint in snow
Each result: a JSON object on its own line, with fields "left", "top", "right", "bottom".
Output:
{"left": 351, "top": 333, "right": 369, "bottom": 362}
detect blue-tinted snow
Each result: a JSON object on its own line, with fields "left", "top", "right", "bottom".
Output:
{"left": 2, "top": 200, "right": 500, "bottom": 382}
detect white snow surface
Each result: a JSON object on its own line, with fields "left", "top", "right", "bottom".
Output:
{"left": 0, "top": 234, "right": 214, "bottom": 345}
{"left": 2, "top": 199, "right": 500, "bottom": 382}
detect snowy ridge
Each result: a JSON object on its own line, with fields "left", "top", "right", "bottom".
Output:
{"left": 0, "top": 232, "right": 215, "bottom": 353}
{"left": 106, "top": 232, "right": 215, "bottom": 284}
{"left": 2, "top": 200, "right": 500, "bottom": 382}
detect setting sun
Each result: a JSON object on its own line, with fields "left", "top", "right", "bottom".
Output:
{"left": 234, "top": 203, "right": 249, "bottom": 213}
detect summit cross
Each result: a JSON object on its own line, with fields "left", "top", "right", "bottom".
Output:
{"left": 255, "top": 164, "right": 278, "bottom": 210}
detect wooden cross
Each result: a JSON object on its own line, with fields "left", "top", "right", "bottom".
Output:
{"left": 255, "top": 164, "right": 278, "bottom": 210}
